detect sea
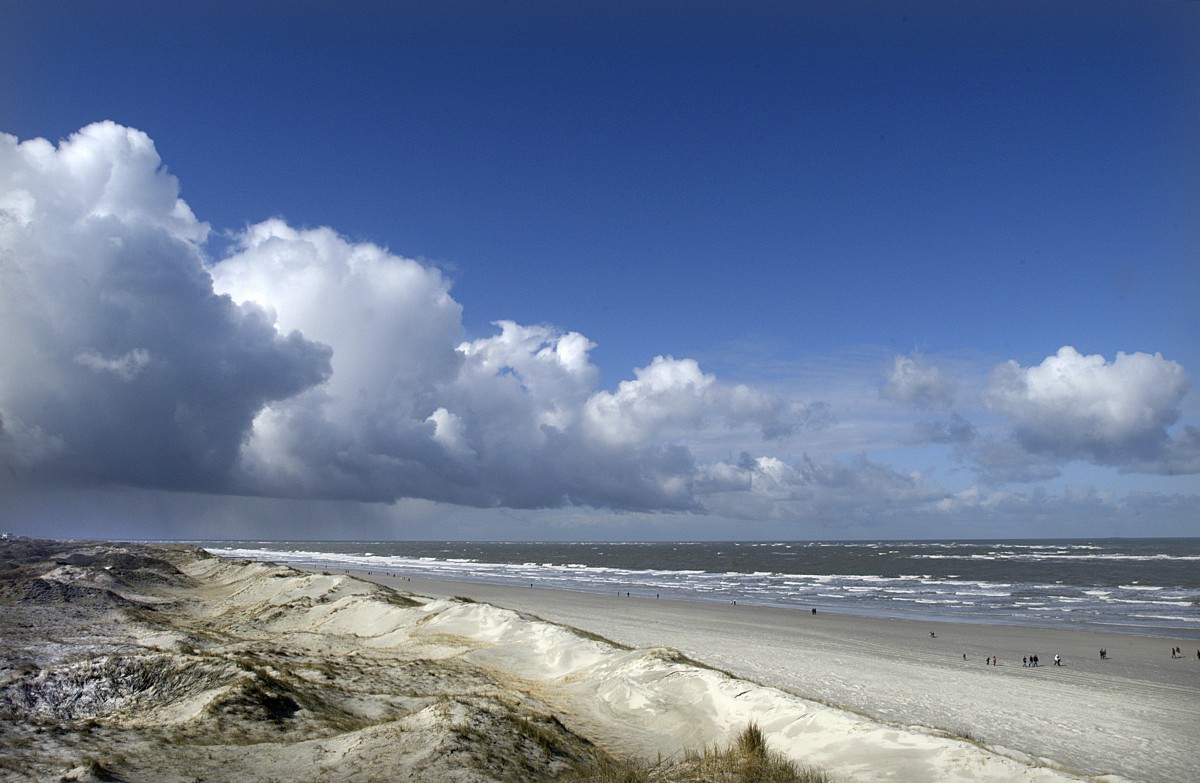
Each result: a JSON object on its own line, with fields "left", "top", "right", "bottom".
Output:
{"left": 198, "top": 539, "right": 1200, "bottom": 640}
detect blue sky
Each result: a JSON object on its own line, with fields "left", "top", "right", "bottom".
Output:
{"left": 1, "top": 1, "right": 1197, "bottom": 540}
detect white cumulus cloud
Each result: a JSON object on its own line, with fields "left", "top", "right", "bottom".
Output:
{"left": 983, "top": 346, "right": 1195, "bottom": 471}
{"left": 211, "top": 221, "right": 825, "bottom": 510}
{"left": 0, "top": 123, "right": 826, "bottom": 513}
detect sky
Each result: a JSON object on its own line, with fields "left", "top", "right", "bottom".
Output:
{"left": 1, "top": 1, "right": 1197, "bottom": 541}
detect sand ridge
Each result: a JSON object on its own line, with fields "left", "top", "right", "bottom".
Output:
{"left": 350, "top": 572, "right": 1198, "bottom": 783}
{"left": 0, "top": 540, "right": 1157, "bottom": 782}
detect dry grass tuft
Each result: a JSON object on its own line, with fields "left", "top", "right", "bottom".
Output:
{"left": 554, "top": 722, "right": 830, "bottom": 783}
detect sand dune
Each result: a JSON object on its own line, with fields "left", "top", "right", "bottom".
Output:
{"left": 2, "top": 540, "right": 1177, "bottom": 782}
{"left": 350, "top": 573, "right": 1197, "bottom": 783}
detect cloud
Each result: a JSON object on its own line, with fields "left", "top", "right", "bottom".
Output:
{"left": 928, "top": 485, "right": 1200, "bottom": 537}
{"left": 208, "top": 218, "right": 827, "bottom": 510}
{"left": 967, "top": 437, "right": 1062, "bottom": 485}
{"left": 74, "top": 348, "right": 151, "bottom": 381}
{"left": 6, "top": 123, "right": 1193, "bottom": 534}
{"left": 983, "top": 346, "right": 1196, "bottom": 472}
{"left": 209, "top": 227, "right": 714, "bottom": 509}
{"left": 880, "top": 353, "right": 955, "bottom": 410}
{"left": 1123, "top": 426, "right": 1200, "bottom": 476}
{"left": 911, "top": 413, "right": 976, "bottom": 446}
{"left": 0, "top": 122, "right": 823, "bottom": 513}
{"left": 0, "top": 123, "right": 331, "bottom": 491}
{"left": 696, "top": 452, "right": 950, "bottom": 523}
{"left": 583, "top": 356, "right": 817, "bottom": 445}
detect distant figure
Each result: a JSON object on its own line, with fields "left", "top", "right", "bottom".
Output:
{"left": 1032, "top": 654, "right": 1039, "bottom": 666}
{"left": 930, "top": 631, "right": 936, "bottom": 638}
{"left": 985, "top": 656, "right": 991, "bottom": 665}
{"left": 812, "top": 608, "right": 817, "bottom": 615}
{"left": 1054, "top": 654, "right": 1061, "bottom": 666}
{"left": 963, "top": 653, "right": 967, "bottom": 661}
{"left": 1023, "top": 656, "right": 1027, "bottom": 667}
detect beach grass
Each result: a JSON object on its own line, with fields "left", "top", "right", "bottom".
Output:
{"left": 555, "top": 723, "right": 829, "bottom": 783}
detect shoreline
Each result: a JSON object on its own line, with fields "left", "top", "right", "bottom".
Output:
{"left": 4, "top": 538, "right": 1194, "bottom": 782}
{"left": 317, "top": 564, "right": 1199, "bottom": 783}
{"left": 375, "top": 570, "right": 1200, "bottom": 641}
{"left": 199, "top": 540, "right": 1200, "bottom": 642}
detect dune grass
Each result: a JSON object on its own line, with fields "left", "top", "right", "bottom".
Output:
{"left": 553, "top": 722, "right": 830, "bottom": 783}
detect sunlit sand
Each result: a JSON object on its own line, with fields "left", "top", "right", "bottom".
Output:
{"left": 4, "top": 540, "right": 1193, "bottom": 782}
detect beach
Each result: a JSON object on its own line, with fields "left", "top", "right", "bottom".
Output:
{"left": 3, "top": 539, "right": 1195, "bottom": 782}
{"left": 344, "top": 570, "right": 1199, "bottom": 783}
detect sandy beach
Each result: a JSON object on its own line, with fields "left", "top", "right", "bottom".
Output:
{"left": 3, "top": 539, "right": 1196, "bottom": 783}
{"left": 344, "top": 570, "right": 1199, "bottom": 783}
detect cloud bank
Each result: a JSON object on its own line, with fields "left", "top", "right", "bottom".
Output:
{"left": 1, "top": 123, "right": 824, "bottom": 513}
{"left": 1, "top": 123, "right": 1195, "bottom": 534}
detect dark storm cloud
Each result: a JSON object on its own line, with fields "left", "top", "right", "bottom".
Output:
{"left": 0, "top": 123, "right": 331, "bottom": 491}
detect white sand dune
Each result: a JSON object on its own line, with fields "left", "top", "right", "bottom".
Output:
{"left": 352, "top": 572, "right": 1196, "bottom": 783}
{"left": 3, "top": 540, "right": 1187, "bottom": 782}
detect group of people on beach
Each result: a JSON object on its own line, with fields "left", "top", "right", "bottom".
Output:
{"left": 972, "top": 653, "right": 1078, "bottom": 668}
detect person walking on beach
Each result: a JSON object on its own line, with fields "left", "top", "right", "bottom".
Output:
{"left": 1023, "top": 656, "right": 1027, "bottom": 667}
{"left": 1053, "top": 654, "right": 1061, "bottom": 666}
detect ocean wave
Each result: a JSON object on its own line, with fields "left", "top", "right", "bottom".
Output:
{"left": 912, "top": 553, "right": 1200, "bottom": 562}
{"left": 201, "top": 542, "right": 1200, "bottom": 639}
{"left": 1129, "top": 614, "right": 1199, "bottom": 623}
